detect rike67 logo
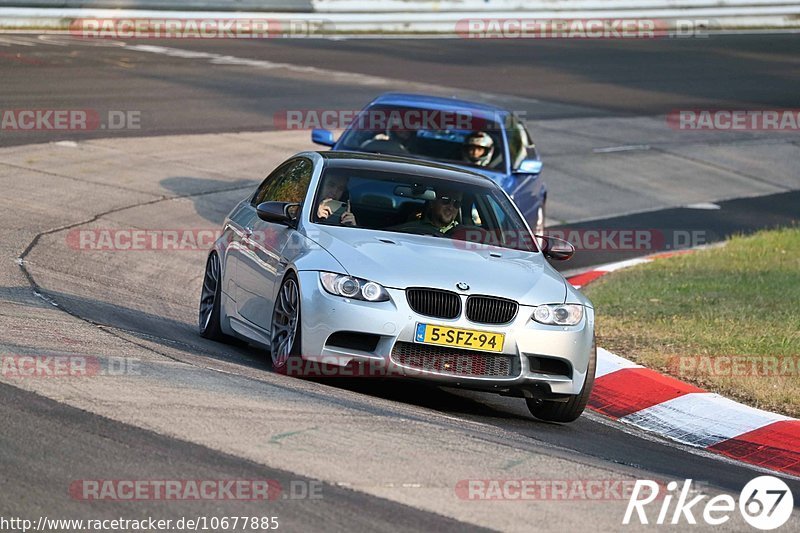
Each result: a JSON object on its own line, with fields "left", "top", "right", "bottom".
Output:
{"left": 624, "top": 477, "right": 794, "bottom": 530}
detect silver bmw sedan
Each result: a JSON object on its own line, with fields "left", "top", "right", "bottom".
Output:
{"left": 199, "top": 151, "right": 595, "bottom": 422}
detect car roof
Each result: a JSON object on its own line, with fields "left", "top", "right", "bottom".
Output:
{"left": 369, "top": 93, "right": 510, "bottom": 121}
{"left": 317, "top": 151, "right": 499, "bottom": 188}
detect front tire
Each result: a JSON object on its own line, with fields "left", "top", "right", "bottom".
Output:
{"left": 270, "top": 273, "right": 301, "bottom": 373}
{"left": 199, "top": 252, "right": 226, "bottom": 341}
{"left": 526, "top": 338, "right": 596, "bottom": 423}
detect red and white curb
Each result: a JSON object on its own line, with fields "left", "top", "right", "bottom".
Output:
{"left": 567, "top": 254, "right": 800, "bottom": 478}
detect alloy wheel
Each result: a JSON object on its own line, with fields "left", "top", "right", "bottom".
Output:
{"left": 271, "top": 277, "right": 300, "bottom": 368}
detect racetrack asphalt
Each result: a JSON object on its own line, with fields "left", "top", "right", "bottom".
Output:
{"left": 1, "top": 32, "right": 798, "bottom": 530}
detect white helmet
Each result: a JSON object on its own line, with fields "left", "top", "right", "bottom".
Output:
{"left": 463, "top": 131, "right": 495, "bottom": 167}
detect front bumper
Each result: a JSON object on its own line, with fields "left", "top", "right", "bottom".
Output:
{"left": 295, "top": 271, "right": 595, "bottom": 396}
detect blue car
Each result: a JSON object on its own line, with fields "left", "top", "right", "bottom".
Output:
{"left": 311, "top": 93, "right": 547, "bottom": 234}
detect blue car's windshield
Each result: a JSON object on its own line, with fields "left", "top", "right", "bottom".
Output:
{"left": 312, "top": 166, "right": 537, "bottom": 253}
{"left": 336, "top": 105, "right": 507, "bottom": 172}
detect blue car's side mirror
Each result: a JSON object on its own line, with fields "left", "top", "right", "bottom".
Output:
{"left": 515, "top": 158, "right": 543, "bottom": 175}
{"left": 312, "top": 129, "right": 336, "bottom": 147}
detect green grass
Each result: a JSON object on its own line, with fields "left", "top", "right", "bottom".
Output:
{"left": 584, "top": 227, "right": 800, "bottom": 417}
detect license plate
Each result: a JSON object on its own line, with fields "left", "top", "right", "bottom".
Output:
{"left": 414, "top": 324, "right": 505, "bottom": 353}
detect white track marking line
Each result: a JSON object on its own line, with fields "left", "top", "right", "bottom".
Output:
{"left": 595, "top": 257, "right": 652, "bottom": 272}
{"left": 584, "top": 409, "right": 800, "bottom": 480}
{"left": 595, "top": 348, "right": 643, "bottom": 379}
{"left": 0, "top": 35, "right": 37, "bottom": 46}
{"left": 593, "top": 144, "right": 651, "bottom": 153}
{"left": 125, "top": 43, "right": 444, "bottom": 89}
{"left": 686, "top": 202, "right": 722, "bottom": 209}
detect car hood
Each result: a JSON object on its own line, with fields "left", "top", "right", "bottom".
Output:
{"left": 306, "top": 225, "right": 566, "bottom": 306}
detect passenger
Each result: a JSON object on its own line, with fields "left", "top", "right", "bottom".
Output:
{"left": 462, "top": 131, "right": 495, "bottom": 167}
{"left": 316, "top": 175, "right": 357, "bottom": 226}
{"left": 393, "top": 189, "right": 462, "bottom": 235}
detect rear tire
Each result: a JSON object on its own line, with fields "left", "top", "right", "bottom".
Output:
{"left": 526, "top": 338, "right": 596, "bottom": 423}
{"left": 270, "top": 273, "right": 302, "bottom": 374}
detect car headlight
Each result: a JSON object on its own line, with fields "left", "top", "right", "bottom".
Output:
{"left": 532, "top": 304, "right": 584, "bottom": 326}
{"left": 319, "top": 272, "right": 390, "bottom": 302}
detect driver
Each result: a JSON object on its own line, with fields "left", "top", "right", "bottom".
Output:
{"left": 316, "top": 175, "right": 357, "bottom": 226}
{"left": 360, "top": 113, "right": 417, "bottom": 154}
{"left": 393, "top": 188, "right": 462, "bottom": 235}
{"left": 462, "top": 131, "right": 495, "bottom": 167}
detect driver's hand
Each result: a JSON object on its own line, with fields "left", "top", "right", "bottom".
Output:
{"left": 340, "top": 201, "right": 356, "bottom": 226}
{"left": 317, "top": 198, "right": 335, "bottom": 219}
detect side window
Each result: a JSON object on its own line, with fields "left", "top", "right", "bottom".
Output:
{"left": 251, "top": 158, "right": 313, "bottom": 206}
{"left": 486, "top": 195, "right": 511, "bottom": 231}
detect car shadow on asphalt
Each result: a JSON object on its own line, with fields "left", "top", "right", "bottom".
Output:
{"left": 305, "top": 376, "right": 537, "bottom": 422}
{"left": 2, "top": 282, "right": 540, "bottom": 422}
{"left": 160, "top": 176, "right": 258, "bottom": 224}
{"left": 0, "top": 285, "right": 269, "bottom": 371}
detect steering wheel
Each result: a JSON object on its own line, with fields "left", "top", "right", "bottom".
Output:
{"left": 359, "top": 139, "right": 410, "bottom": 155}
{"left": 389, "top": 225, "right": 445, "bottom": 237}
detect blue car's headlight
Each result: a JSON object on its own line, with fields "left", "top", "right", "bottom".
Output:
{"left": 532, "top": 304, "right": 583, "bottom": 326}
{"left": 320, "top": 272, "right": 390, "bottom": 302}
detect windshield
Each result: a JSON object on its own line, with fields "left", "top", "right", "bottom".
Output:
{"left": 311, "top": 166, "right": 537, "bottom": 253}
{"left": 336, "top": 105, "right": 507, "bottom": 172}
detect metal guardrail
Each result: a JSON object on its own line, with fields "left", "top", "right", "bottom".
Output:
{"left": 2, "top": 0, "right": 799, "bottom": 30}
{"left": 1, "top": 0, "right": 798, "bottom": 13}
{"left": 0, "top": 1, "right": 313, "bottom": 12}
{"left": 314, "top": 0, "right": 800, "bottom": 11}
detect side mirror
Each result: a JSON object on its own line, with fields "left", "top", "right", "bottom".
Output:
{"left": 256, "top": 202, "right": 300, "bottom": 225}
{"left": 537, "top": 235, "right": 575, "bottom": 261}
{"left": 515, "top": 158, "right": 543, "bottom": 175}
{"left": 311, "top": 128, "right": 336, "bottom": 147}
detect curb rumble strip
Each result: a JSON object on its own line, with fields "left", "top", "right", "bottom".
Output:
{"left": 567, "top": 253, "right": 800, "bottom": 478}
